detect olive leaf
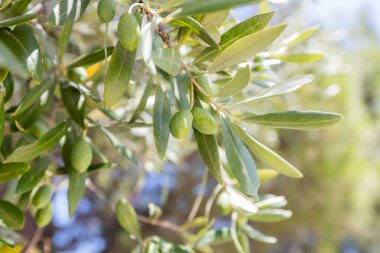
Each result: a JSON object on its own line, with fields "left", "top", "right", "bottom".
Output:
{"left": 0, "top": 13, "right": 38, "bottom": 27}
{"left": 0, "top": 25, "right": 43, "bottom": 82}
{"left": 194, "top": 11, "right": 274, "bottom": 64}
{"left": 5, "top": 121, "right": 69, "bottom": 163}
{"left": 16, "top": 158, "right": 49, "bottom": 194}
{"left": 220, "top": 117, "right": 259, "bottom": 198}
{"left": 247, "top": 209, "right": 292, "bottom": 222}
{"left": 68, "top": 170, "right": 87, "bottom": 217}
{"left": 115, "top": 198, "right": 142, "bottom": 240}
{"left": 0, "top": 200, "right": 24, "bottom": 230}
{"left": 0, "top": 163, "right": 30, "bottom": 184}
{"left": 153, "top": 87, "right": 171, "bottom": 159}
{"left": 194, "top": 228, "right": 232, "bottom": 248}
{"left": 207, "top": 24, "right": 287, "bottom": 73}
{"left": 0, "top": 0, "right": 32, "bottom": 18}
{"left": 194, "top": 129, "right": 223, "bottom": 185}
{"left": 129, "top": 80, "right": 154, "bottom": 124}
{"left": 60, "top": 82, "right": 85, "bottom": 128}
{"left": 67, "top": 47, "right": 114, "bottom": 69}
{"left": 171, "top": 16, "right": 220, "bottom": 48}
{"left": 216, "top": 65, "right": 251, "bottom": 97}
{"left": 240, "top": 224, "right": 277, "bottom": 244}
{"left": 58, "top": 22, "right": 73, "bottom": 62}
{"left": 48, "top": 0, "right": 91, "bottom": 26}
{"left": 234, "top": 125, "right": 303, "bottom": 178}
{"left": 241, "top": 110, "right": 343, "bottom": 130}
{"left": 175, "top": 0, "right": 260, "bottom": 17}
{"left": 153, "top": 48, "right": 182, "bottom": 76}
{"left": 234, "top": 75, "right": 314, "bottom": 104}
{"left": 13, "top": 79, "right": 50, "bottom": 116}
{"left": 273, "top": 53, "right": 324, "bottom": 63}
{"left": 103, "top": 41, "right": 136, "bottom": 108}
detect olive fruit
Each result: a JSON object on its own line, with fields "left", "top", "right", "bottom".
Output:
{"left": 118, "top": 12, "right": 140, "bottom": 51}
{"left": 35, "top": 203, "right": 52, "bottom": 228}
{"left": 67, "top": 67, "right": 87, "bottom": 83}
{"left": 192, "top": 107, "right": 217, "bottom": 135}
{"left": 169, "top": 110, "right": 193, "bottom": 139}
{"left": 97, "top": 0, "right": 116, "bottom": 23}
{"left": 195, "top": 76, "right": 218, "bottom": 101}
{"left": 32, "top": 185, "right": 51, "bottom": 209}
{"left": 70, "top": 139, "right": 92, "bottom": 173}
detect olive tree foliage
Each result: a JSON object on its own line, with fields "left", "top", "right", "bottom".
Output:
{"left": 0, "top": 0, "right": 342, "bottom": 251}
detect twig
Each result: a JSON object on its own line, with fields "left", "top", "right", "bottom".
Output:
{"left": 204, "top": 184, "right": 223, "bottom": 218}
{"left": 187, "top": 169, "right": 208, "bottom": 222}
{"left": 25, "top": 228, "right": 44, "bottom": 253}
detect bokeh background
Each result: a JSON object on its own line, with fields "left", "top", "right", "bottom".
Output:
{"left": 16, "top": 0, "right": 380, "bottom": 252}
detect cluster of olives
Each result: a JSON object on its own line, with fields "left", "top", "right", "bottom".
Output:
{"left": 31, "top": 185, "right": 52, "bottom": 227}
{"left": 170, "top": 76, "right": 218, "bottom": 139}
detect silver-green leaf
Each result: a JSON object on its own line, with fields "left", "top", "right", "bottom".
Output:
{"left": 48, "top": 0, "right": 91, "bottom": 26}
{"left": 217, "top": 65, "right": 251, "bottom": 97}
{"left": 153, "top": 87, "right": 171, "bottom": 159}
{"left": 115, "top": 198, "right": 142, "bottom": 240}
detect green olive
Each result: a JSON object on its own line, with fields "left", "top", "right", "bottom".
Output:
{"left": 67, "top": 67, "right": 87, "bottom": 83}
{"left": 70, "top": 139, "right": 92, "bottom": 173}
{"left": 169, "top": 110, "right": 193, "bottom": 139}
{"left": 192, "top": 107, "right": 217, "bottom": 135}
{"left": 32, "top": 185, "right": 51, "bottom": 209}
{"left": 195, "top": 76, "right": 218, "bottom": 101}
{"left": 35, "top": 203, "right": 52, "bottom": 228}
{"left": 118, "top": 12, "right": 140, "bottom": 51}
{"left": 97, "top": 0, "right": 116, "bottom": 23}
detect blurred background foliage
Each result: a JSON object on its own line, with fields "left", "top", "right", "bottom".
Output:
{"left": 3, "top": 0, "right": 380, "bottom": 252}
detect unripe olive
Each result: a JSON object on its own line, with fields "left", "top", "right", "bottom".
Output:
{"left": 169, "top": 110, "right": 193, "bottom": 139}
{"left": 32, "top": 185, "right": 51, "bottom": 209}
{"left": 67, "top": 67, "right": 87, "bottom": 83}
{"left": 192, "top": 107, "right": 217, "bottom": 135}
{"left": 97, "top": 0, "right": 116, "bottom": 23}
{"left": 118, "top": 12, "right": 140, "bottom": 51}
{"left": 70, "top": 139, "right": 92, "bottom": 173}
{"left": 195, "top": 76, "right": 218, "bottom": 101}
{"left": 35, "top": 203, "right": 52, "bottom": 228}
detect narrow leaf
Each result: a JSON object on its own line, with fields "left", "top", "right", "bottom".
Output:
{"left": 48, "top": 0, "right": 91, "bottom": 26}
{"left": 217, "top": 65, "right": 250, "bottom": 97}
{"left": 5, "top": 121, "right": 69, "bottom": 163}
{"left": 14, "top": 79, "right": 49, "bottom": 116}
{"left": 16, "top": 158, "right": 49, "bottom": 194}
{"left": 103, "top": 42, "right": 136, "bottom": 108}
{"left": 171, "top": 16, "right": 219, "bottom": 48}
{"left": 278, "top": 26, "right": 319, "bottom": 50}
{"left": 60, "top": 82, "right": 85, "bottom": 128}
{"left": 0, "top": 13, "right": 39, "bottom": 27}
{"left": 98, "top": 127, "right": 138, "bottom": 166}
{"left": 0, "top": 163, "right": 30, "bottom": 184}
{"left": 115, "top": 198, "right": 141, "bottom": 240}
{"left": 195, "top": 228, "right": 232, "bottom": 248}
{"left": 153, "top": 48, "right": 182, "bottom": 76}
{"left": 235, "top": 75, "right": 314, "bottom": 104}
{"left": 194, "top": 129, "right": 223, "bottom": 185}
{"left": 0, "top": 89, "right": 4, "bottom": 148}
{"left": 153, "top": 87, "right": 171, "bottom": 159}
{"left": 58, "top": 22, "right": 73, "bottom": 62}
{"left": 0, "top": 25, "right": 43, "bottom": 81}
{"left": 240, "top": 224, "right": 277, "bottom": 244}
{"left": 207, "top": 24, "right": 287, "bottom": 73}
{"left": 194, "top": 12, "right": 274, "bottom": 64}
{"left": 129, "top": 81, "right": 154, "bottom": 124}
{"left": 274, "top": 53, "right": 324, "bottom": 63}
{"left": 257, "top": 169, "right": 278, "bottom": 182}
{"left": 247, "top": 209, "right": 292, "bottom": 222}
{"left": 234, "top": 125, "right": 302, "bottom": 178}
{"left": 67, "top": 47, "right": 114, "bottom": 69}
{"left": 221, "top": 118, "right": 259, "bottom": 198}
{"left": 0, "top": 0, "right": 32, "bottom": 18}
{"left": 175, "top": 0, "right": 260, "bottom": 17}
{"left": 241, "top": 110, "right": 343, "bottom": 130}
{"left": 0, "top": 200, "right": 24, "bottom": 230}
{"left": 68, "top": 170, "right": 87, "bottom": 217}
